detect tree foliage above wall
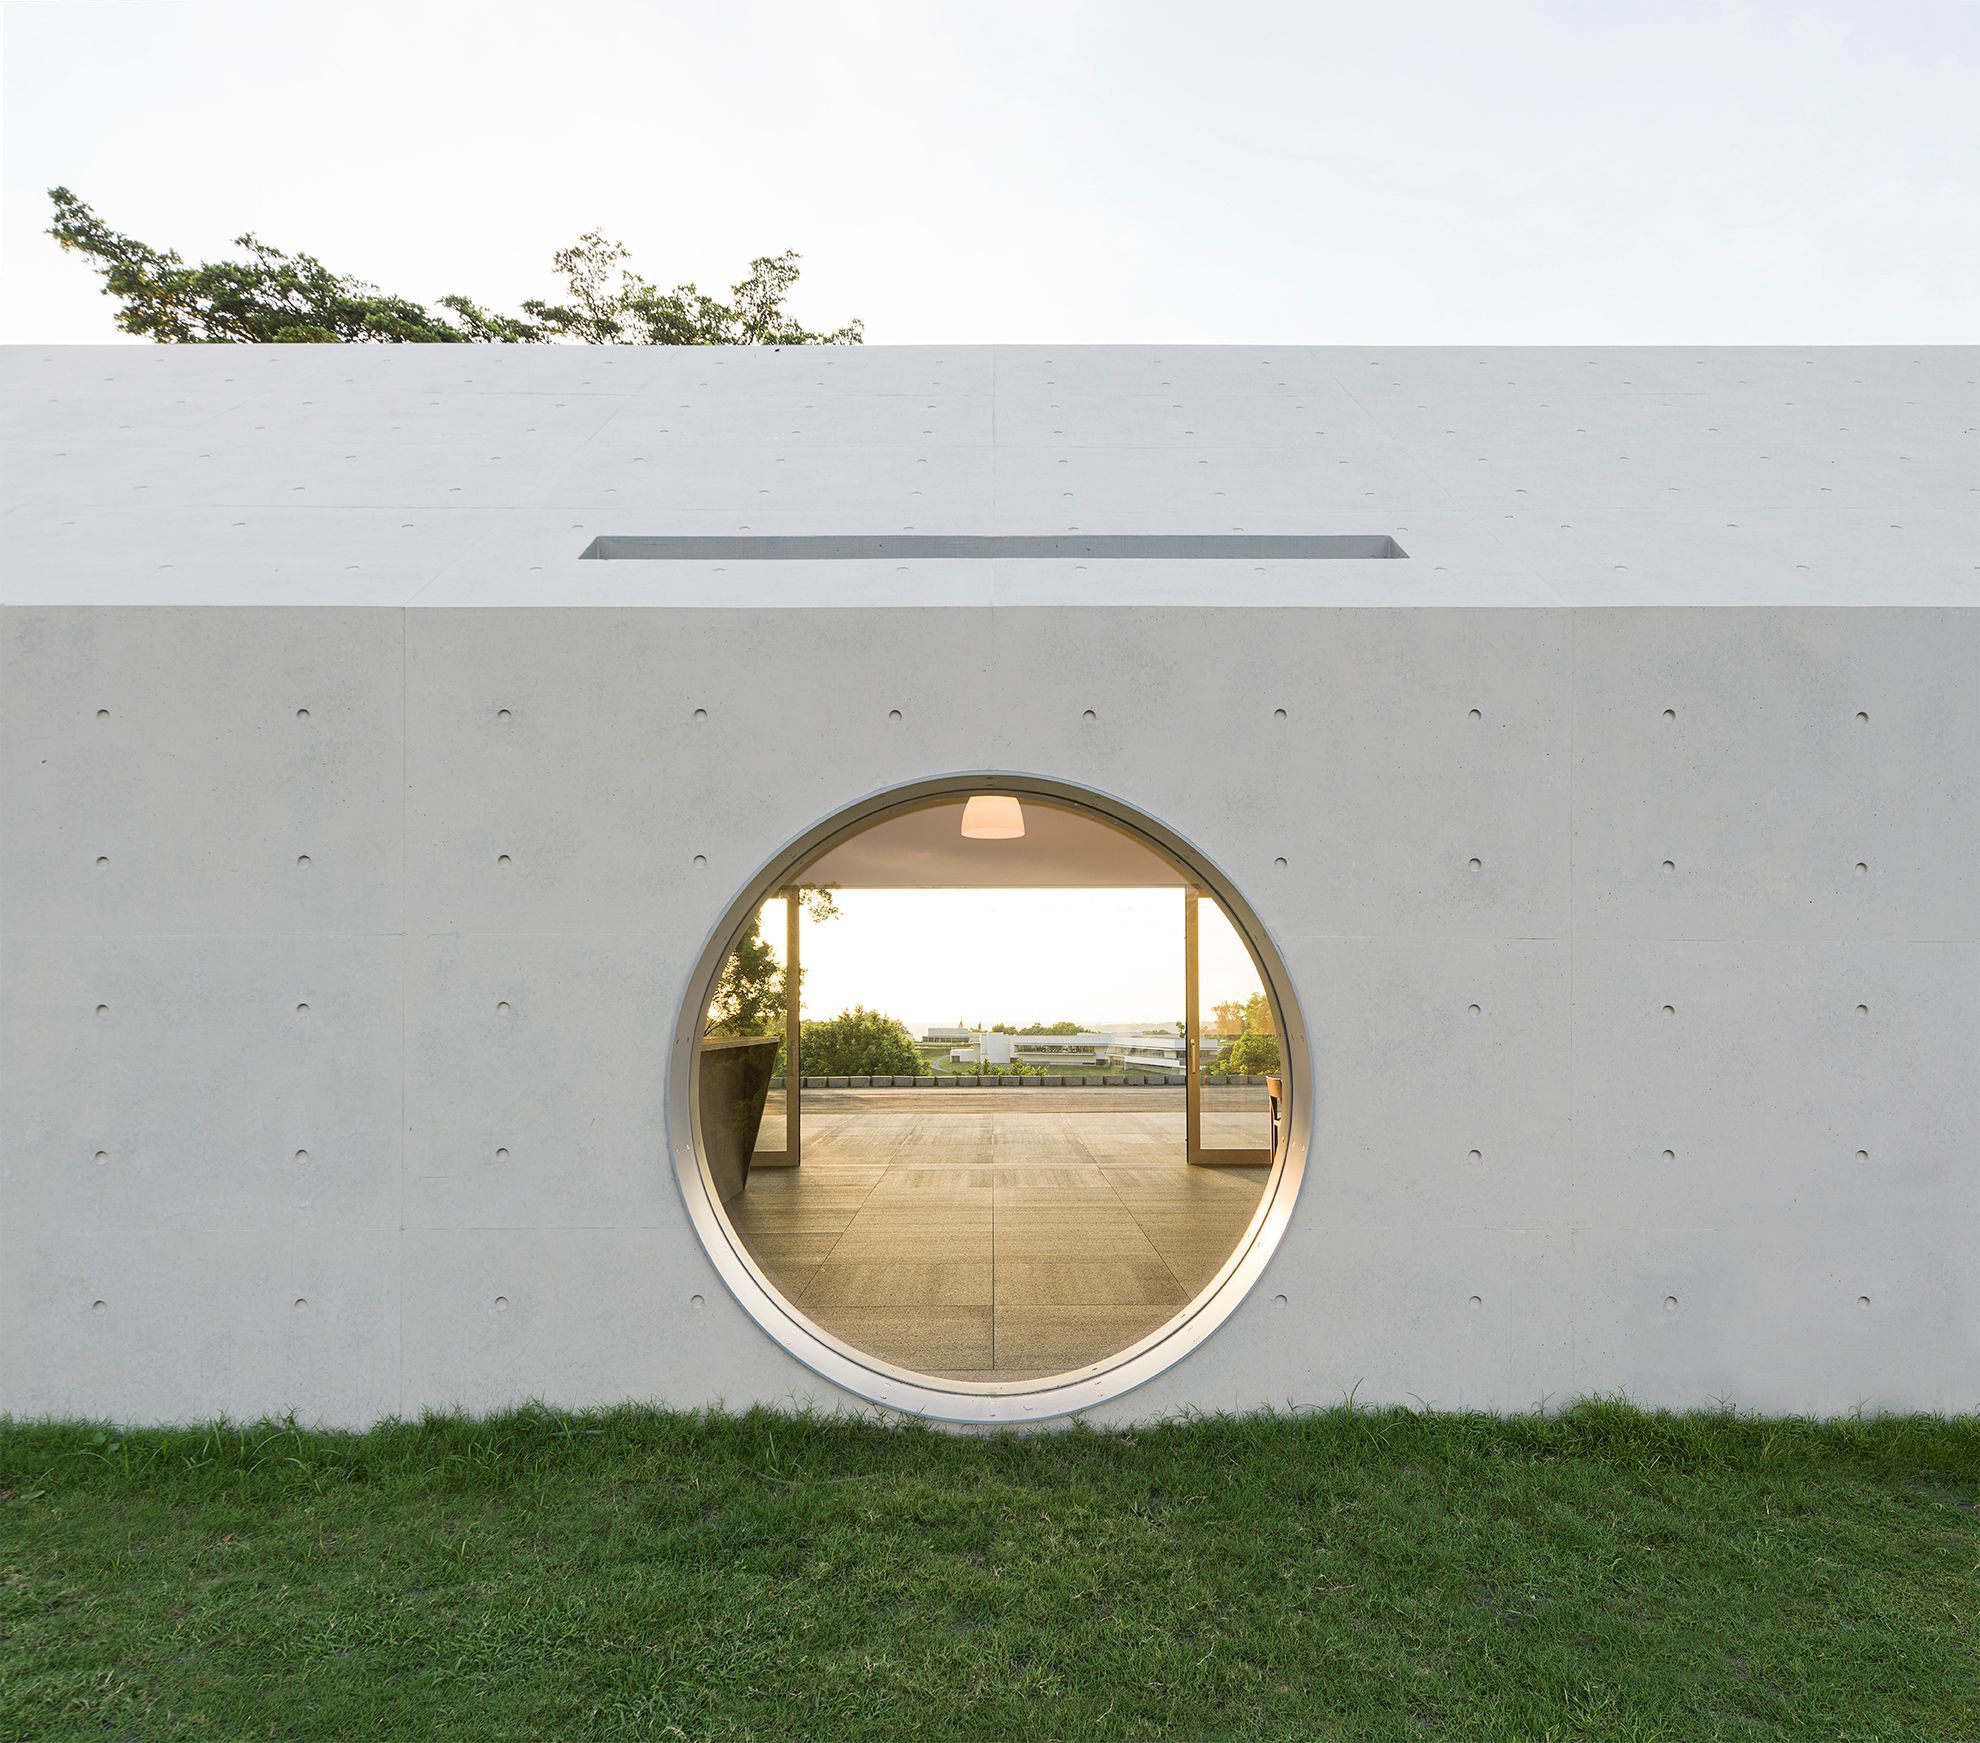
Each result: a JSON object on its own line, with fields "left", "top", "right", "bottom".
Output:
{"left": 46, "top": 189, "right": 863, "bottom": 346}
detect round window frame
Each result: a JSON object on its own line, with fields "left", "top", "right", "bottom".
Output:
{"left": 668, "top": 772, "right": 1311, "bottom": 1424}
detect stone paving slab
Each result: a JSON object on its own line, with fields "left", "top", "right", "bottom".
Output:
{"left": 726, "top": 1099, "right": 1270, "bottom": 1379}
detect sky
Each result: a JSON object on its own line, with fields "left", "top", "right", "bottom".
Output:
{"left": 3, "top": 0, "right": 1976, "bottom": 344}
{"left": 762, "top": 888, "right": 1265, "bottom": 1034}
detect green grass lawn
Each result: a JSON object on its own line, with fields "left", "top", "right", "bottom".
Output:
{"left": 3, "top": 1401, "right": 1975, "bottom": 1741}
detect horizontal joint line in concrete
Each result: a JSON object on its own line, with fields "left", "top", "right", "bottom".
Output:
{"left": 580, "top": 533, "right": 1408, "bottom": 561}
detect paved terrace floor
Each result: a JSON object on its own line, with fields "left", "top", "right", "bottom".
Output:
{"left": 727, "top": 1088, "right": 1271, "bottom": 1381}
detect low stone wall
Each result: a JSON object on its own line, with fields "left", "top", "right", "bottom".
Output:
{"left": 768, "top": 1074, "right": 1269, "bottom": 1089}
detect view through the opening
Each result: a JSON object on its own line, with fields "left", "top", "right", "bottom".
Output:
{"left": 695, "top": 797, "right": 1284, "bottom": 1383}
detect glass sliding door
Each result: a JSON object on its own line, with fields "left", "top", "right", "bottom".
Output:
{"left": 1184, "top": 888, "right": 1277, "bottom": 1167}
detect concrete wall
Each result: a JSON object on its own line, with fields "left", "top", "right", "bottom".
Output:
{"left": 3, "top": 603, "right": 1973, "bottom": 1425}
{"left": 5, "top": 344, "right": 1972, "bottom": 611}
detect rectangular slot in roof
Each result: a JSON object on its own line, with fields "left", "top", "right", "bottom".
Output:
{"left": 579, "top": 533, "right": 1406, "bottom": 560}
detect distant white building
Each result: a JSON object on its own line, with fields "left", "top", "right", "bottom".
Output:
{"left": 924, "top": 1025, "right": 1222, "bottom": 1073}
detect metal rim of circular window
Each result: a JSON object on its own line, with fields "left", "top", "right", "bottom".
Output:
{"left": 666, "top": 771, "right": 1311, "bottom": 1425}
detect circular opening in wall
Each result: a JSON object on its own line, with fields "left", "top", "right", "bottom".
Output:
{"left": 672, "top": 775, "right": 1308, "bottom": 1424}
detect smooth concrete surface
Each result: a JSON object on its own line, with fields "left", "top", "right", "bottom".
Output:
{"left": 2, "top": 345, "right": 1973, "bottom": 609}
{"left": 2, "top": 600, "right": 1973, "bottom": 1426}
{"left": 1, "top": 344, "right": 1975, "bottom": 1428}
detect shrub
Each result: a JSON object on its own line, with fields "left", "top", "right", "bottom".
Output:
{"left": 798, "top": 1006, "right": 922, "bottom": 1078}
{"left": 1217, "top": 1030, "right": 1281, "bottom": 1076}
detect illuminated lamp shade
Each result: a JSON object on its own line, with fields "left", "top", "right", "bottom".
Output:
{"left": 960, "top": 794, "right": 1026, "bottom": 840}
